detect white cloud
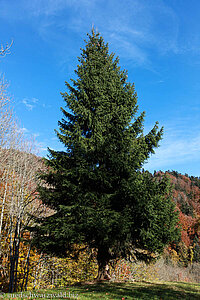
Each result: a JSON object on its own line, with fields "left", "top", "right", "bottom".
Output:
{"left": 25, "top": 0, "right": 95, "bottom": 17}
{"left": 17, "top": 127, "right": 29, "bottom": 134}
{"left": 22, "top": 98, "right": 35, "bottom": 111}
{"left": 0, "top": 0, "right": 181, "bottom": 67}
{"left": 145, "top": 125, "right": 200, "bottom": 171}
{"left": 2, "top": 0, "right": 200, "bottom": 64}
{"left": 22, "top": 97, "right": 39, "bottom": 111}
{"left": 21, "top": 127, "right": 29, "bottom": 133}
{"left": 32, "top": 97, "right": 38, "bottom": 103}
{"left": 33, "top": 132, "right": 40, "bottom": 138}
{"left": 108, "top": 33, "right": 149, "bottom": 65}
{"left": 21, "top": 97, "right": 49, "bottom": 111}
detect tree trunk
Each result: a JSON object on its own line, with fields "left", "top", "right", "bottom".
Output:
{"left": 21, "top": 244, "right": 31, "bottom": 291}
{"left": 0, "top": 173, "right": 8, "bottom": 239}
{"left": 96, "top": 248, "right": 111, "bottom": 281}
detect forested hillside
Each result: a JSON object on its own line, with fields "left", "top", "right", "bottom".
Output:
{"left": 164, "top": 171, "right": 200, "bottom": 264}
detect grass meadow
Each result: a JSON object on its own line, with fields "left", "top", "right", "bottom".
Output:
{"left": 1, "top": 281, "right": 200, "bottom": 300}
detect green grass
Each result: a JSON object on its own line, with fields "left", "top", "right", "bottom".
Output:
{"left": 1, "top": 281, "right": 200, "bottom": 300}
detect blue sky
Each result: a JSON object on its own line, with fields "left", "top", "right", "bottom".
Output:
{"left": 0, "top": 0, "right": 200, "bottom": 176}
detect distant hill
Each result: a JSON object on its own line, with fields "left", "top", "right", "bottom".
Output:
{"left": 158, "top": 171, "right": 200, "bottom": 263}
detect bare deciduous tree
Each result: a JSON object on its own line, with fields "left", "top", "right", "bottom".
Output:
{"left": 0, "top": 41, "right": 13, "bottom": 57}
{"left": 0, "top": 76, "right": 44, "bottom": 292}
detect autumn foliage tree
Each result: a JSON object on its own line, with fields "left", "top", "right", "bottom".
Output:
{"left": 166, "top": 171, "right": 200, "bottom": 264}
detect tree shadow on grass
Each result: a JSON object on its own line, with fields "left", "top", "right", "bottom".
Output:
{"left": 73, "top": 281, "right": 200, "bottom": 299}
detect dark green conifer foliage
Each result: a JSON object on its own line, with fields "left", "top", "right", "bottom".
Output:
{"left": 34, "top": 30, "right": 180, "bottom": 280}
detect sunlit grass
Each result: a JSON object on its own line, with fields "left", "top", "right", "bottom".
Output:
{"left": 2, "top": 281, "right": 200, "bottom": 299}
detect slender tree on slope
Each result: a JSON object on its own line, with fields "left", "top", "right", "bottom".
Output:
{"left": 34, "top": 30, "right": 179, "bottom": 280}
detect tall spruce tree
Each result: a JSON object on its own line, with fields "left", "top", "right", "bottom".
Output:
{"left": 34, "top": 30, "right": 179, "bottom": 280}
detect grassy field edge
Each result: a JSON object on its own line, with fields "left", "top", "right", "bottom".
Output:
{"left": 1, "top": 281, "right": 200, "bottom": 300}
